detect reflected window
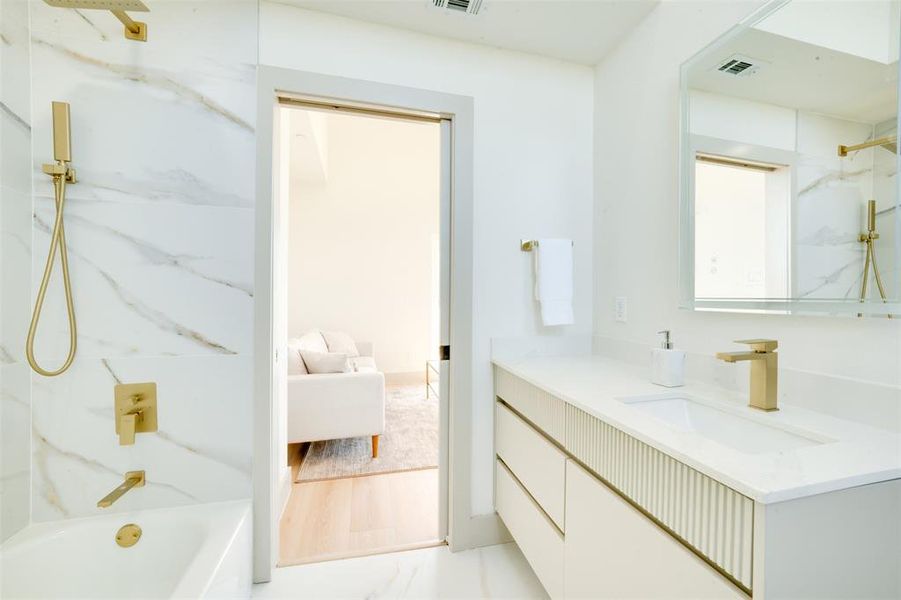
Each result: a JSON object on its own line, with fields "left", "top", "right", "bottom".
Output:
{"left": 694, "top": 154, "right": 790, "bottom": 299}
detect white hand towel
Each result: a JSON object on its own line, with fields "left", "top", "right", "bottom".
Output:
{"left": 533, "top": 238, "right": 574, "bottom": 326}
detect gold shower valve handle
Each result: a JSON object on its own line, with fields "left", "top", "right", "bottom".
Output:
{"left": 114, "top": 383, "right": 158, "bottom": 445}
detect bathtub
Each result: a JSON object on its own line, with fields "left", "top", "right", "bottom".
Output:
{"left": 0, "top": 500, "right": 251, "bottom": 599}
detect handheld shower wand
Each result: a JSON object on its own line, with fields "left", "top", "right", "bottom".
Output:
{"left": 858, "top": 199, "right": 891, "bottom": 317}
{"left": 26, "top": 102, "right": 78, "bottom": 376}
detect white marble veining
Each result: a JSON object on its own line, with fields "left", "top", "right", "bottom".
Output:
{"left": 253, "top": 544, "right": 546, "bottom": 599}
{"left": 30, "top": 197, "right": 253, "bottom": 360}
{"left": 31, "top": 355, "right": 252, "bottom": 520}
{"left": 16, "top": 0, "right": 258, "bottom": 524}
{"left": 795, "top": 112, "right": 876, "bottom": 300}
{"left": 493, "top": 354, "right": 901, "bottom": 504}
{"left": 1, "top": 0, "right": 33, "bottom": 542}
{"left": 27, "top": 1, "right": 256, "bottom": 208}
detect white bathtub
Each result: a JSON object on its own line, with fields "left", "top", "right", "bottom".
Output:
{"left": 0, "top": 500, "right": 251, "bottom": 599}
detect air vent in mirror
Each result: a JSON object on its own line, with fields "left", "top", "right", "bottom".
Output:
{"left": 715, "top": 55, "right": 763, "bottom": 77}
{"left": 432, "top": 0, "right": 483, "bottom": 15}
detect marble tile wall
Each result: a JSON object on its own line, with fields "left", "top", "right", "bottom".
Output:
{"left": 872, "top": 119, "right": 899, "bottom": 299}
{"left": 1, "top": 0, "right": 34, "bottom": 541}
{"left": 23, "top": 0, "right": 257, "bottom": 521}
{"left": 796, "top": 111, "right": 875, "bottom": 300}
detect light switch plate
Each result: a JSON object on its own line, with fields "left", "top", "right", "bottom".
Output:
{"left": 615, "top": 296, "right": 628, "bottom": 322}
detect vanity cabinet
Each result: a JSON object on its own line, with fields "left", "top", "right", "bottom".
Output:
{"left": 495, "top": 459, "right": 564, "bottom": 598}
{"left": 564, "top": 460, "right": 745, "bottom": 599}
{"left": 494, "top": 365, "right": 901, "bottom": 600}
{"left": 494, "top": 398, "right": 747, "bottom": 600}
{"left": 494, "top": 368, "right": 749, "bottom": 599}
{"left": 495, "top": 402, "right": 566, "bottom": 529}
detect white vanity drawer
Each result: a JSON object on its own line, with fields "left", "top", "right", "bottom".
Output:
{"left": 495, "top": 401, "right": 566, "bottom": 529}
{"left": 564, "top": 460, "right": 747, "bottom": 599}
{"left": 495, "top": 367, "right": 566, "bottom": 443}
{"left": 496, "top": 459, "right": 564, "bottom": 599}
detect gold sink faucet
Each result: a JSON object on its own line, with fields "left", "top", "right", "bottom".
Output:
{"left": 97, "top": 471, "right": 145, "bottom": 508}
{"left": 716, "top": 339, "right": 778, "bottom": 411}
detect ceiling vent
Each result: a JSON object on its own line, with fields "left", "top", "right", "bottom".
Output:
{"left": 432, "top": 0, "right": 483, "bottom": 16}
{"left": 715, "top": 55, "right": 763, "bottom": 77}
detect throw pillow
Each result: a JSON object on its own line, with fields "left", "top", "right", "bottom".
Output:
{"left": 300, "top": 350, "right": 350, "bottom": 374}
{"left": 286, "top": 338, "right": 308, "bottom": 375}
{"left": 296, "top": 330, "right": 328, "bottom": 354}
{"left": 322, "top": 331, "right": 360, "bottom": 357}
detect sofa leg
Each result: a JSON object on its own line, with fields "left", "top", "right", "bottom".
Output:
{"left": 371, "top": 435, "right": 380, "bottom": 458}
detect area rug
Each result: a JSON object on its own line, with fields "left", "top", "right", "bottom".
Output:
{"left": 295, "top": 385, "right": 438, "bottom": 482}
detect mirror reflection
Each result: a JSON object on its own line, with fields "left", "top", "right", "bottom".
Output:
{"left": 683, "top": 0, "right": 900, "bottom": 310}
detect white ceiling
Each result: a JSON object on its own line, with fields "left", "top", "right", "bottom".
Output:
{"left": 279, "top": 0, "right": 659, "bottom": 65}
{"left": 688, "top": 28, "right": 899, "bottom": 124}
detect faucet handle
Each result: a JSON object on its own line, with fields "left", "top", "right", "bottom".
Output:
{"left": 114, "top": 383, "right": 158, "bottom": 446}
{"left": 735, "top": 339, "right": 778, "bottom": 352}
{"left": 119, "top": 413, "right": 137, "bottom": 446}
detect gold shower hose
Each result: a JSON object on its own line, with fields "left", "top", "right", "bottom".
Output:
{"left": 25, "top": 166, "right": 77, "bottom": 376}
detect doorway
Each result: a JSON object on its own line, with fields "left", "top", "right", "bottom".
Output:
{"left": 277, "top": 101, "right": 446, "bottom": 565}
{"left": 254, "top": 68, "right": 477, "bottom": 584}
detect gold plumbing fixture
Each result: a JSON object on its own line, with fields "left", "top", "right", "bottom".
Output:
{"left": 837, "top": 134, "right": 898, "bottom": 157}
{"left": 114, "top": 383, "right": 158, "bottom": 445}
{"left": 43, "top": 1, "right": 149, "bottom": 42}
{"left": 115, "top": 523, "right": 142, "bottom": 548}
{"left": 520, "top": 239, "right": 574, "bottom": 252}
{"left": 716, "top": 339, "right": 779, "bottom": 412}
{"left": 97, "top": 471, "right": 145, "bottom": 508}
{"left": 859, "top": 200, "right": 890, "bottom": 315}
{"left": 26, "top": 101, "right": 78, "bottom": 377}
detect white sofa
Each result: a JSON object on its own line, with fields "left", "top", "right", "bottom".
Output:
{"left": 286, "top": 332, "right": 385, "bottom": 457}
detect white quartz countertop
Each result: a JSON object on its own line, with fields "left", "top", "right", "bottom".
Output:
{"left": 492, "top": 354, "right": 901, "bottom": 504}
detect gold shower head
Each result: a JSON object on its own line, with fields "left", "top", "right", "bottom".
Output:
{"left": 43, "top": 0, "right": 149, "bottom": 42}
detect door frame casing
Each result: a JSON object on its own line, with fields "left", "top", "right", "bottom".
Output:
{"left": 253, "top": 67, "right": 478, "bottom": 582}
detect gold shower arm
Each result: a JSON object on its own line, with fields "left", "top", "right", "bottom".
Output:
{"left": 110, "top": 9, "right": 147, "bottom": 41}
{"left": 838, "top": 135, "right": 897, "bottom": 157}
{"left": 42, "top": 1, "right": 148, "bottom": 42}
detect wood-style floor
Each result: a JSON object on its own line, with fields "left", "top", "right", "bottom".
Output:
{"left": 279, "top": 445, "right": 440, "bottom": 566}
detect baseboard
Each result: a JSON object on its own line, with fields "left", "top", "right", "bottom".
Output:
{"left": 449, "top": 512, "right": 511, "bottom": 552}
{"left": 385, "top": 371, "right": 427, "bottom": 386}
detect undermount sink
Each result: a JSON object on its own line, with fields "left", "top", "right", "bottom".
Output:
{"left": 619, "top": 394, "right": 830, "bottom": 454}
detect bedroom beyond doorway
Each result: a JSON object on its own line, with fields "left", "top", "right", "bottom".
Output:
{"left": 276, "top": 103, "right": 445, "bottom": 566}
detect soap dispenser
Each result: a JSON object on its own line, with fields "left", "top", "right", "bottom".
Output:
{"left": 651, "top": 330, "right": 685, "bottom": 387}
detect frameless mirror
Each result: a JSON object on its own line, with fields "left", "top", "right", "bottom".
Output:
{"left": 680, "top": 0, "right": 901, "bottom": 315}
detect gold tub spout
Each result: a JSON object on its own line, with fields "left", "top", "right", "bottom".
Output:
{"left": 97, "top": 471, "right": 145, "bottom": 508}
{"left": 716, "top": 339, "right": 779, "bottom": 412}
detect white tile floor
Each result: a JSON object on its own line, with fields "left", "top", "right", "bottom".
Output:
{"left": 253, "top": 543, "right": 546, "bottom": 599}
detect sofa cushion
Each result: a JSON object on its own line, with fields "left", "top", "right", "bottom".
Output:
{"left": 297, "top": 330, "right": 328, "bottom": 353}
{"left": 286, "top": 338, "right": 308, "bottom": 375}
{"left": 300, "top": 350, "right": 351, "bottom": 374}
{"left": 348, "top": 356, "right": 377, "bottom": 373}
{"left": 322, "top": 331, "right": 360, "bottom": 358}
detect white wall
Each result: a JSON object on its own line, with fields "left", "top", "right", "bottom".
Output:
{"left": 288, "top": 110, "right": 440, "bottom": 375}
{"left": 261, "top": 3, "right": 595, "bottom": 516}
{"left": 593, "top": 1, "right": 901, "bottom": 393}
